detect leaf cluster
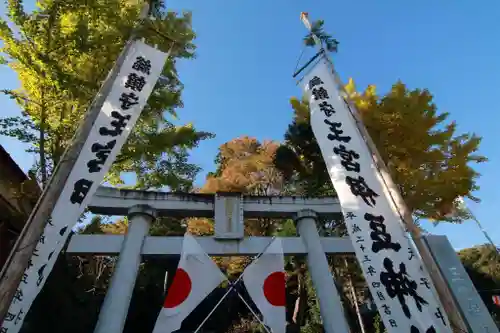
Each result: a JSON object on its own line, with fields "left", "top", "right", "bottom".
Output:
{"left": 0, "top": 0, "right": 212, "bottom": 190}
{"left": 275, "top": 80, "right": 487, "bottom": 223}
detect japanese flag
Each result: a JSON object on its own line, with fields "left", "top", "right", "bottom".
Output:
{"left": 152, "top": 233, "right": 227, "bottom": 333}
{"left": 242, "top": 238, "right": 286, "bottom": 333}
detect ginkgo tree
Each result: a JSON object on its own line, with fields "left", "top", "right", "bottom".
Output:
{"left": 276, "top": 80, "right": 487, "bottom": 224}
{"left": 273, "top": 79, "right": 488, "bottom": 333}
{"left": 0, "top": 0, "right": 212, "bottom": 190}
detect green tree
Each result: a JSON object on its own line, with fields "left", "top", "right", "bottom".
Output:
{"left": 458, "top": 244, "right": 500, "bottom": 324}
{"left": 276, "top": 81, "right": 486, "bottom": 224}
{"left": 0, "top": 0, "right": 213, "bottom": 190}
{"left": 345, "top": 80, "right": 487, "bottom": 222}
{"left": 203, "top": 136, "right": 283, "bottom": 196}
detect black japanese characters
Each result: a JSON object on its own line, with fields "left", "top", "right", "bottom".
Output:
{"left": 99, "top": 111, "right": 131, "bottom": 137}
{"left": 59, "top": 225, "right": 68, "bottom": 236}
{"left": 351, "top": 224, "right": 362, "bottom": 233}
{"left": 125, "top": 73, "right": 146, "bottom": 92}
{"left": 308, "top": 76, "right": 324, "bottom": 89}
{"left": 4, "top": 309, "right": 23, "bottom": 325}
{"left": 408, "top": 247, "right": 415, "bottom": 260}
{"left": 411, "top": 325, "right": 436, "bottom": 333}
{"left": 12, "top": 289, "right": 23, "bottom": 304}
{"left": 37, "top": 264, "right": 47, "bottom": 287}
{"left": 311, "top": 87, "right": 329, "bottom": 100}
{"left": 319, "top": 101, "right": 335, "bottom": 117}
{"left": 434, "top": 307, "right": 447, "bottom": 326}
{"left": 365, "top": 213, "right": 402, "bottom": 253}
{"left": 38, "top": 234, "right": 45, "bottom": 244}
{"left": 344, "top": 212, "right": 356, "bottom": 220}
{"left": 345, "top": 176, "right": 379, "bottom": 206}
{"left": 307, "top": 76, "right": 336, "bottom": 116}
{"left": 132, "top": 56, "right": 152, "bottom": 75}
{"left": 87, "top": 140, "right": 117, "bottom": 173}
{"left": 333, "top": 144, "right": 360, "bottom": 172}
{"left": 324, "top": 119, "right": 351, "bottom": 143}
{"left": 420, "top": 277, "right": 431, "bottom": 289}
{"left": 380, "top": 258, "right": 428, "bottom": 319}
{"left": 70, "top": 178, "right": 93, "bottom": 205}
{"left": 119, "top": 92, "right": 139, "bottom": 110}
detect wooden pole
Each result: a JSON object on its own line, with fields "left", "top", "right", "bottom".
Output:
{"left": 344, "top": 258, "right": 366, "bottom": 333}
{"left": 0, "top": 3, "right": 150, "bottom": 321}
{"left": 299, "top": 12, "right": 469, "bottom": 333}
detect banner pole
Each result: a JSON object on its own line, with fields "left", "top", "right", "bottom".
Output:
{"left": 0, "top": 3, "right": 150, "bottom": 322}
{"left": 298, "top": 12, "right": 469, "bottom": 332}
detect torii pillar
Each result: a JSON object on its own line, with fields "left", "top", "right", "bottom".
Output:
{"left": 295, "top": 209, "right": 350, "bottom": 333}
{"left": 94, "top": 205, "right": 157, "bottom": 333}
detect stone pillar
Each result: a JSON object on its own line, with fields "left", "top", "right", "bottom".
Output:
{"left": 94, "top": 205, "right": 156, "bottom": 333}
{"left": 294, "top": 209, "right": 350, "bottom": 333}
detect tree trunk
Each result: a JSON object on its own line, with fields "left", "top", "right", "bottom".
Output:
{"left": 39, "top": 8, "right": 56, "bottom": 187}
{"left": 292, "top": 264, "right": 307, "bottom": 326}
{"left": 39, "top": 100, "right": 47, "bottom": 187}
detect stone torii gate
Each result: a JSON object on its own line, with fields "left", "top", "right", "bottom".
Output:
{"left": 70, "top": 186, "right": 351, "bottom": 333}
{"left": 66, "top": 186, "right": 497, "bottom": 333}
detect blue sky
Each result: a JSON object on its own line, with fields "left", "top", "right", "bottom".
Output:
{"left": 1, "top": 1, "right": 499, "bottom": 249}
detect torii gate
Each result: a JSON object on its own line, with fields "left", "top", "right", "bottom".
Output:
{"left": 66, "top": 186, "right": 497, "bottom": 333}
{"left": 1, "top": 10, "right": 494, "bottom": 333}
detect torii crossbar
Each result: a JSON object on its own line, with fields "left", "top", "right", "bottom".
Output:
{"left": 68, "top": 186, "right": 352, "bottom": 256}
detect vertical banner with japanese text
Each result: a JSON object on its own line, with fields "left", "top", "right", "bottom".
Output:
{"left": 302, "top": 58, "right": 452, "bottom": 333}
{"left": 1, "top": 40, "right": 168, "bottom": 333}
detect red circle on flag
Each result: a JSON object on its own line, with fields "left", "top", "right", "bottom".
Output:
{"left": 263, "top": 271, "right": 286, "bottom": 306}
{"left": 164, "top": 268, "right": 192, "bottom": 308}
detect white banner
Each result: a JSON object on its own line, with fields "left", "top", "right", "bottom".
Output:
{"left": 1, "top": 40, "right": 168, "bottom": 333}
{"left": 302, "top": 58, "right": 452, "bottom": 333}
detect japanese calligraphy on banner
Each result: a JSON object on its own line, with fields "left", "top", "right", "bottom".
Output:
{"left": 1, "top": 40, "right": 168, "bottom": 333}
{"left": 302, "top": 58, "right": 452, "bottom": 333}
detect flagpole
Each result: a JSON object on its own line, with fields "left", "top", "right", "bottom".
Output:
{"left": 298, "top": 12, "right": 469, "bottom": 333}
{"left": 193, "top": 237, "right": 277, "bottom": 333}
{"left": 458, "top": 198, "right": 499, "bottom": 255}
{"left": 471, "top": 215, "right": 499, "bottom": 254}
{"left": 235, "top": 291, "right": 272, "bottom": 333}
